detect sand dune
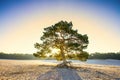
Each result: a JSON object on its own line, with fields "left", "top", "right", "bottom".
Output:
{"left": 0, "top": 60, "right": 120, "bottom": 80}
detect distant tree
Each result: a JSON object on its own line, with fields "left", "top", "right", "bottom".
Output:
{"left": 89, "top": 52, "right": 120, "bottom": 60}
{"left": 33, "top": 21, "right": 89, "bottom": 67}
{"left": 0, "top": 52, "right": 38, "bottom": 60}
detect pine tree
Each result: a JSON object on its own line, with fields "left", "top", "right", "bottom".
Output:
{"left": 33, "top": 21, "right": 89, "bottom": 67}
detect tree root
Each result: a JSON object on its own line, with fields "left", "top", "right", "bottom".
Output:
{"left": 56, "top": 61, "right": 73, "bottom": 68}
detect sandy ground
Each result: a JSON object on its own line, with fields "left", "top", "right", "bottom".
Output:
{"left": 0, "top": 60, "right": 120, "bottom": 80}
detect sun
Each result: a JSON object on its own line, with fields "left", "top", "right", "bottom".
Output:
{"left": 51, "top": 48, "right": 60, "bottom": 54}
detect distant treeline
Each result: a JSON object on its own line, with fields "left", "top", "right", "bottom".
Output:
{"left": 89, "top": 52, "right": 120, "bottom": 60}
{"left": 0, "top": 52, "right": 39, "bottom": 60}
{"left": 0, "top": 52, "right": 120, "bottom": 60}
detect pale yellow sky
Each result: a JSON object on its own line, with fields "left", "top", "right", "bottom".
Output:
{"left": 0, "top": 12, "right": 120, "bottom": 54}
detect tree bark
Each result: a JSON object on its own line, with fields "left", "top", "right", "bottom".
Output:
{"left": 60, "top": 46, "right": 66, "bottom": 63}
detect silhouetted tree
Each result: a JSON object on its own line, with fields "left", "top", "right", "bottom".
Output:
{"left": 0, "top": 52, "right": 38, "bottom": 60}
{"left": 89, "top": 52, "right": 120, "bottom": 60}
{"left": 33, "top": 21, "right": 89, "bottom": 67}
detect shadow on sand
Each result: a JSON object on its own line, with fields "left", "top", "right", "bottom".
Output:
{"left": 36, "top": 67, "right": 82, "bottom": 80}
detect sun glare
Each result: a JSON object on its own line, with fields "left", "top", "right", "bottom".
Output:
{"left": 51, "top": 48, "right": 60, "bottom": 54}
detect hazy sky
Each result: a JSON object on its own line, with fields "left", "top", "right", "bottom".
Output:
{"left": 0, "top": 0, "right": 120, "bottom": 54}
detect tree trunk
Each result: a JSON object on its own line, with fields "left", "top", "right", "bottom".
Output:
{"left": 57, "top": 46, "right": 69, "bottom": 68}
{"left": 58, "top": 33, "right": 68, "bottom": 68}
{"left": 60, "top": 46, "right": 66, "bottom": 63}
